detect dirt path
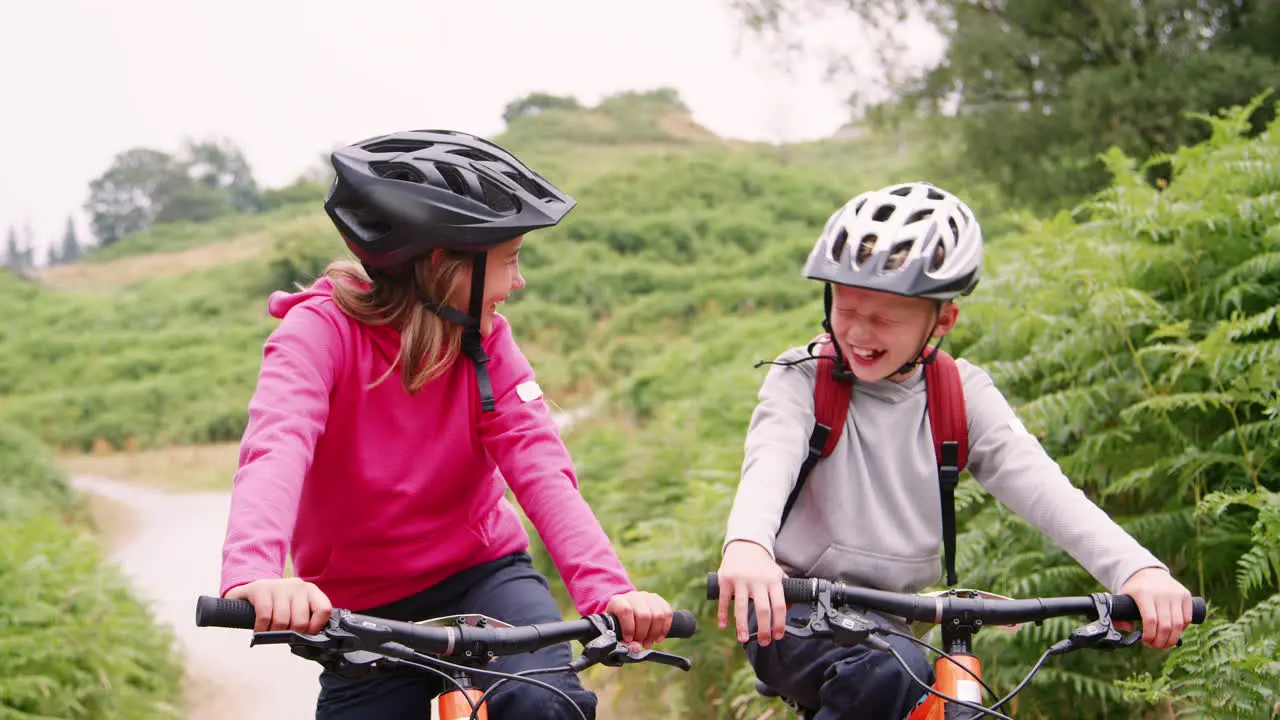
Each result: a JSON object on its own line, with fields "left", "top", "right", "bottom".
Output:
{"left": 74, "top": 475, "right": 321, "bottom": 720}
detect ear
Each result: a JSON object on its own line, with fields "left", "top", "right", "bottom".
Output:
{"left": 933, "top": 301, "right": 960, "bottom": 337}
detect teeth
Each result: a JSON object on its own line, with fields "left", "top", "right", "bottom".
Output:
{"left": 853, "top": 347, "right": 881, "bottom": 358}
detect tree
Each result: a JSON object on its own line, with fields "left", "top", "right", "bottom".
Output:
{"left": 59, "top": 216, "right": 81, "bottom": 264}
{"left": 502, "top": 92, "right": 583, "bottom": 125}
{"left": 4, "top": 224, "right": 33, "bottom": 274}
{"left": 731, "top": 0, "right": 1280, "bottom": 209}
{"left": 84, "top": 148, "right": 186, "bottom": 245}
{"left": 182, "top": 137, "right": 261, "bottom": 213}
{"left": 83, "top": 137, "right": 263, "bottom": 246}
{"left": 4, "top": 226, "right": 19, "bottom": 272}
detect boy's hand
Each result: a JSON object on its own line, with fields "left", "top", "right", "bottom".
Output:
{"left": 1116, "top": 567, "right": 1193, "bottom": 649}
{"left": 606, "top": 590, "right": 674, "bottom": 653}
{"left": 716, "top": 540, "right": 788, "bottom": 647}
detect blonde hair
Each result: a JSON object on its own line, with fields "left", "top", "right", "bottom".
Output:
{"left": 323, "top": 251, "right": 473, "bottom": 394}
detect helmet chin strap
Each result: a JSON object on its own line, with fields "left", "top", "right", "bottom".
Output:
{"left": 888, "top": 306, "right": 945, "bottom": 378}
{"left": 407, "top": 253, "right": 496, "bottom": 412}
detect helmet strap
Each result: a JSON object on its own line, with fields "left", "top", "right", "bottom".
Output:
{"left": 462, "top": 253, "right": 496, "bottom": 412}
{"left": 409, "top": 252, "right": 496, "bottom": 412}
{"left": 889, "top": 302, "right": 945, "bottom": 378}
{"left": 821, "top": 285, "right": 854, "bottom": 381}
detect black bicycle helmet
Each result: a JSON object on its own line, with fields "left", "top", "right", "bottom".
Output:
{"left": 324, "top": 129, "right": 576, "bottom": 267}
{"left": 321, "top": 130, "right": 577, "bottom": 412}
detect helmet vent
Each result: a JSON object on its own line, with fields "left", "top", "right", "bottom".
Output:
{"left": 926, "top": 187, "right": 946, "bottom": 201}
{"left": 885, "top": 241, "right": 914, "bottom": 271}
{"left": 888, "top": 185, "right": 913, "bottom": 197}
{"left": 830, "top": 228, "right": 849, "bottom": 262}
{"left": 905, "top": 208, "right": 933, "bottom": 225}
{"left": 930, "top": 243, "right": 948, "bottom": 271}
{"left": 948, "top": 216, "right": 960, "bottom": 239}
{"left": 480, "top": 177, "right": 518, "bottom": 215}
{"left": 857, "top": 234, "right": 877, "bottom": 264}
{"left": 872, "top": 204, "right": 896, "bottom": 222}
{"left": 448, "top": 147, "right": 499, "bottom": 162}
{"left": 363, "top": 139, "right": 434, "bottom": 154}
{"left": 370, "top": 162, "right": 425, "bottom": 184}
{"left": 504, "top": 171, "right": 552, "bottom": 200}
{"left": 436, "top": 165, "right": 469, "bottom": 196}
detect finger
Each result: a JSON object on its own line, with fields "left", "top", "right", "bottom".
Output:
{"left": 249, "top": 587, "right": 272, "bottom": 633}
{"left": 1167, "top": 596, "right": 1188, "bottom": 648}
{"left": 1156, "top": 598, "right": 1178, "bottom": 649}
{"left": 769, "top": 581, "right": 788, "bottom": 641}
{"left": 732, "top": 584, "right": 750, "bottom": 644}
{"left": 308, "top": 585, "right": 333, "bottom": 635}
{"left": 717, "top": 573, "right": 732, "bottom": 630}
{"left": 614, "top": 599, "right": 637, "bottom": 647}
{"left": 655, "top": 596, "right": 673, "bottom": 644}
{"left": 1176, "top": 593, "right": 1194, "bottom": 644}
{"left": 271, "top": 585, "right": 293, "bottom": 632}
{"left": 1140, "top": 595, "right": 1160, "bottom": 649}
{"left": 1114, "top": 620, "right": 1135, "bottom": 632}
{"left": 754, "top": 583, "right": 773, "bottom": 647}
{"left": 290, "top": 586, "right": 312, "bottom": 634}
{"left": 632, "top": 596, "right": 654, "bottom": 649}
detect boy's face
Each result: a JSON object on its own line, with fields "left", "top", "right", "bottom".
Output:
{"left": 829, "top": 285, "right": 959, "bottom": 383}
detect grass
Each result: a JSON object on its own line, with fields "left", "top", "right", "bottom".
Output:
{"left": 57, "top": 442, "right": 240, "bottom": 493}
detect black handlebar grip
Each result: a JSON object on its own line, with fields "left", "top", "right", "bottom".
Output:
{"left": 705, "top": 573, "right": 818, "bottom": 604}
{"left": 669, "top": 610, "right": 697, "bottom": 639}
{"left": 196, "top": 595, "right": 257, "bottom": 629}
{"left": 1109, "top": 595, "right": 1209, "bottom": 624}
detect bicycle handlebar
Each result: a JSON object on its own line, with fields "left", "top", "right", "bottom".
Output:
{"left": 705, "top": 573, "right": 1208, "bottom": 626}
{"left": 197, "top": 595, "right": 697, "bottom": 658}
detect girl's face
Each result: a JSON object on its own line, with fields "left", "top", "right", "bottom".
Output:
{"left": 444, "top": 235, "right": 526, "bottom": 337}
{"left": 829, "top": 285, "right": 958, "bottom": 383}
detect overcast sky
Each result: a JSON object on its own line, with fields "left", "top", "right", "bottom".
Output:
{"left": 1, "top": 0, "right": 943, "bottom": 258}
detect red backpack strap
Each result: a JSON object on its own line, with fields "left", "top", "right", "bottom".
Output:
{"left": 780, "top": 335, "right": 854, "bottom": 527}
{"left": 814, "top": 338, "right": 855, "bottom": 457}
{"left": 924, "top": 347, "right": 968, "bottom": 586}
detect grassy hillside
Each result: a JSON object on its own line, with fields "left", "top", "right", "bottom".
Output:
{"left": 6, "top": 92, "right": 1279, "bottom": 718}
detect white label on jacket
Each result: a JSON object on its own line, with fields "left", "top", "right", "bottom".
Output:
{"left": 516, "top": 381, "right": 543, "bottom": 402}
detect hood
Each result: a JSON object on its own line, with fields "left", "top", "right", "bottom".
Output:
{"left": 267, "top": 276, "right": 345, "bottom": 319}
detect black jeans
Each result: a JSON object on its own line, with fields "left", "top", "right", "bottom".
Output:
{"left": 315, "top": 551, "right": 596, "bottom": 719}
{"left": 745, "top": 603, "right": 934, "bottom": 720}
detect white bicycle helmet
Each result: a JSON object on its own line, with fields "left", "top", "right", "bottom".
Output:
{"left": 803, "top": 181, "right": 983, "bottom": 300}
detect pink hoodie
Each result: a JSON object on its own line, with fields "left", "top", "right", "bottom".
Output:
{"left": 219, "top": 277, "right": 635, "bottom": 615}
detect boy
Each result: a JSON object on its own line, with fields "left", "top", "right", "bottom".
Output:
{"left": 715, "top": 181, "right": 1193, "bottom": 719}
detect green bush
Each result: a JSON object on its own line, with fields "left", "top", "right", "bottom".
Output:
{"left": 0, "top": 421, "right": 183, "bottom": 718}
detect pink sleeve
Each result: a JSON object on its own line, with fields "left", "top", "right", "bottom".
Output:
{"left": 219, "top": 304, "right": 341, "bottom": 597}
{"left": 478, "top": 318, "right": 636, "bottom": 615}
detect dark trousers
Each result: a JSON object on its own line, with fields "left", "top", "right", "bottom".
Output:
{"left": 745, "top": 603, "right": 934, "bottom": 720}
{"left": 315, "top": 551, "right": 596, "bottom": 719}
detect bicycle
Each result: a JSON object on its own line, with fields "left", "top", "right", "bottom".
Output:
{"left": 706, "top": 573, "right": 1208, "bottom": 720}
{"left": 195, "top": 595, "right": 698, "bottom": 720}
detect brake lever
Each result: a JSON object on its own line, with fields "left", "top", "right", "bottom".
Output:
{"left": 622, "top": 648, "right": 693, "bottom": 671}
{"left": 250, "top": 629, "right": 330, "bottom": 647}
{"left": 1049, "top": 592, "right": 1144, "bottom": 655}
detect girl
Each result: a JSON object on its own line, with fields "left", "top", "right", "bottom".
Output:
{"left": 218, "top": 129, "right": 674, "bottom": 719}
